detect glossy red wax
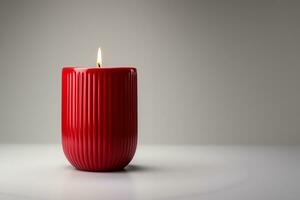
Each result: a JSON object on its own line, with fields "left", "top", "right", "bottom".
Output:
{"left": 61, "top": 66, "right": 137, "bottom": 171}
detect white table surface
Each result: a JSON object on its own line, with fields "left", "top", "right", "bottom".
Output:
{"left": 0, "top": 145, "right": 299, "bottom": 200}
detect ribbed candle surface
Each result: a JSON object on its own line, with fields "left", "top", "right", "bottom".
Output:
{"left": 61, "top": 67, "right": 137, "bottom": 171}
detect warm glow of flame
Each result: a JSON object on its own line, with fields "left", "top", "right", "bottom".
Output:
{"left": 97, "top": 47, "right": 102, "bottom": 68}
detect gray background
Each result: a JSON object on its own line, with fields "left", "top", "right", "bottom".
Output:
{"left": 0, "top": 0, "right": 299, "bottom": 144}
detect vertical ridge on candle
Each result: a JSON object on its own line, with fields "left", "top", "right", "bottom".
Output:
{"left": 72, "top": 72, "right": 77, "bottom": 168}
{"left": 70, "top": 72, "right": 76, "bottom": 167}
{"left": 92, "top": 73, "right": 97, "bottom": 170}
{"left": 102, "top": 72, "right": 107, "bottom": 169}
{"left": 98, "top": 72, "right": 102, "bottom": 169}
{"left": 107, "top": 72, "right": 110, "bottom": 169}
{"left": 76, "top": 72, "right": 82, "bottom": 169}
{"left": 79, "top": 72, "right": 84, "bottom": 169}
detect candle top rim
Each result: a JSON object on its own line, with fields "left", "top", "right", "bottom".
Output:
{"left": 62, "top": 66, "right": 136, "bottom": 72}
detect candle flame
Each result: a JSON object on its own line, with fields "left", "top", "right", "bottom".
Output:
{"left": 97, "top": 48, "right": 102, "bottom": 68}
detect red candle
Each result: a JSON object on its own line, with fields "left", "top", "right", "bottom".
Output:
{"left": 61, "top": 49, "right": 137, "bottom": 171}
